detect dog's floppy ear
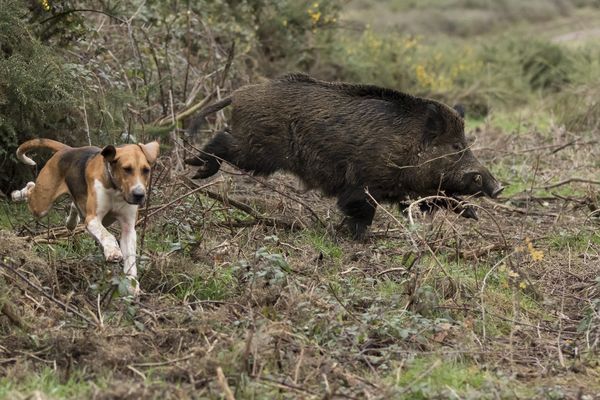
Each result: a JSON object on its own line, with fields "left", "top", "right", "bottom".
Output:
{"left": 101, "top": 145, "right": 117, "bottom": 162}
{"left": 139, "top": 141, "right": 160, "bottom": 165}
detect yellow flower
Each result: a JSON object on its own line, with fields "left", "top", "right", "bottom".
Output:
{"left": 41, "top": 0, "right": 50, "bottom": 11}
{"left": 519, "top": 281, "right": 528, "bottom": 289}
{"left": 526, "top": 238, "right": 544, "bottom": 261}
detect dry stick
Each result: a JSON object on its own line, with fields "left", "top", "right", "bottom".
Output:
{"left": 216, "top": 367, "right": 235, "bottom": 400}
{"left": 252, "top": 376, "right": 319, "bottom": 397}
{"left": 39, "top": 8, "right": 126, "bottom": 24}
{"left": 0, "top": 299, "right": 26, "bottom": 329}
{"left": 538, "top": 178, "right": 600, "bottom": 190}
{"left": 169, "top": 90, "right": 185, "bottom": 172}
{"left": 483, "top": 198, "right": 560, "bottom": 218}
{"left": 82, "top": 93, "right": 92, "bottom": 146}
{"left": 327, "top": 283, "right": 362, "bottom": 324}
{"left": 221, "top": 43, "right": 235, "bottom": 87}
{"left": 126, "top": 20, "right": 151, "bottom": 110}
{"left": 479, "top": 252, "right": 513, "bottom": 345}
{"left": 137, "top": 166, "right": 156, "bottom": 262}
{"left": 132, "top": 353, "right": 196, "bottom": 368}
{"left": 137, "top": 25, "right": 166, "bottom": 113}
{"left": 137, "top": 178, "right": 223, "bottom": 226}
{"left": 376, "top": 267, "right": 407, "bottom": 277}
{"left": 156, "top": 91, "right": 217, "bottom": 126}
{"left": 366, "top": 191, "right": 456, "bottom": 285}
{"left": 0, "top": 260, "right": 94, "bottom": 326}
{"left": 396, "top": 359, "right": 442, "bottom": 395}
{"left": 182, "top": 177, "right": 296, "bottom": 230}
{"left": 556, "top": 244, "right": 571, "bottom": 368}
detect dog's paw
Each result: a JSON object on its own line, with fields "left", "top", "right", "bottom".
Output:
{"left": 118, "top": 276, "right": 141, "bottom": 297}
{"left": 11, "top": 182, "right": 35, "bottom": 202}
{"left": 10, "top": 190, "right": 22, "bottom": 202}
{"left": 104, "top": 246, "right": 123, "bottom": 263}
{"left": 127, "top": 277, "right": 141, "bottom": 296}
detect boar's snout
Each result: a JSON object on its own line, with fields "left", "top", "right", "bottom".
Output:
{"left": 481, "top": 171, "right": 504, "bottom": 198}
{"left": 490, "top": 184, "right": 504, "bottom": 198}
{"left": 455, "top": 169, "right": 503, "bottom": 198}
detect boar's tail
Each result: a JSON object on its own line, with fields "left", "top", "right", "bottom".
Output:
{"left": 188, "top": 96, "right": 233, "bottom": 134}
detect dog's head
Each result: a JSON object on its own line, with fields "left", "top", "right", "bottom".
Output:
{"left": 101, "top": 142, "right": 160, "bottom": 205}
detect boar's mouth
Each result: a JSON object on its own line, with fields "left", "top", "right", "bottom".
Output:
{"left": 449, "top": 171, "right": 504, "bottom": 199}
{"left": 491, "top": 186, "right": 504, "bottom": 198}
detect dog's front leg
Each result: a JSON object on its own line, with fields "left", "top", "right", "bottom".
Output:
{"left": 119, "top": 206, "right": 139, "bottom": 295}
{"left": 86, "top": 216, "right": 123, "bottom": 263}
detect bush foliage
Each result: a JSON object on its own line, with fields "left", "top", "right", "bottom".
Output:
{"left": 1, "top": 0, "right": 599, "bottom": 193}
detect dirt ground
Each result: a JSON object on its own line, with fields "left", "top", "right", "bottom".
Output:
{"left": 1, "top": 122, "right": 600, "bottom": 399}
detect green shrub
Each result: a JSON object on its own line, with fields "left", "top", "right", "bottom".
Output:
{"left": 0, "top": 0, "right": 83, "bottom": 193}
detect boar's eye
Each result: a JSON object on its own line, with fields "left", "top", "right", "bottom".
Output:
{"left": 452, "top": 143, "right": 463, "bottom": 152}
{"left": 473, "top": 173, "right": 483, "bottom": 186}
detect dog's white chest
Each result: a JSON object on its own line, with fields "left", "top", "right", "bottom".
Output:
{"left": 93, "top": 179, "right": 137, "bottom": 219}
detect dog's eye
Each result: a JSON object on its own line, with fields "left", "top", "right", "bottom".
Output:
{"left": 142, "top": 167, "right": 150, "bottom": 175}
{"left": 123, "top": 166, "right": 133, "bottom": 174}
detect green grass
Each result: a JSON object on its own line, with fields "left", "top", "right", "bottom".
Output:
{"left": 172, "top": 264, "right": 237, "bottom": 301}
{"left": 301, "top": 228, "right": 343, "bottom": 260}
{"left": 548, "top": 230, "right": 600, "bottom": 252}
{"left": 0, "top": 367, "right": 101, "bottom": 399}
{"left": 387, "top": 356, "right": 532, "bottom": 399}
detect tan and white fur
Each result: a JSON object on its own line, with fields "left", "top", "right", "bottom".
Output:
{"left": 11, "top": 139, "right": 159, "bottom": 295}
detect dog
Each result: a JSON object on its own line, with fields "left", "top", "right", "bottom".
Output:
{"left": 11, "top": 139, "right": 159, "bottom": 295}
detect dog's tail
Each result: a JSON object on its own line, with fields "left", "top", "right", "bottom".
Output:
{"left": 16, "top": 139, "right": 71, "bottom": 166}
{"left": 188, "top": 96, "right": 233, "bottom": 134}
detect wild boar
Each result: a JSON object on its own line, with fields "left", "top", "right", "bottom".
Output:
{"left": 185, "top": 73, "right": 503, "bottom": 239}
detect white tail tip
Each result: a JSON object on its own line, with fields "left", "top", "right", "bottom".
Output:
{"left": 18, "top": 154, "right": 37, "bottom": 166}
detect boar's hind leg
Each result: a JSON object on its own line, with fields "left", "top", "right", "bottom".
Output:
{"left": 185, "top": 130, "right": 234, "bottom": 179}
{"left": 337, "top": 188, "right": 376, "bottom": 241}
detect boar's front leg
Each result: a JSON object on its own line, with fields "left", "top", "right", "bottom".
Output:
{"left": 400, "top": 197, "right": 478, "bottom": 220}
{"left": 185, "top": 129, "right": 235, "bottom": 179}
{"left": 337, "top": 188, "right": 376, "bottom": 241}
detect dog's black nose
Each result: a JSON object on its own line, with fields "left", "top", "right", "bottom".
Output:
{"left": 131, "top": 187, "right": 146, "bottom": 204}
{"left": 132, "top": 193, "right": 145, "bottom": 203}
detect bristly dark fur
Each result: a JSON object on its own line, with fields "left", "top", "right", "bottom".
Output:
{"left": 185, "top": 74, "right": 501, "bottom": 240}
{"left": 276, "top": 73, "right": 423, "bottom": 106}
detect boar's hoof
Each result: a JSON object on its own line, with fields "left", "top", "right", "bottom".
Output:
{"left": 186, "top": 157, "right": 221, "bottom": 179}
{"left": 184, "top": 156, "right": 204, "bottom": 166}
{"left": 192, "top": 166, "right": 213, "bottom": 179}
{"left": 457, "top": 205, "right": 478, "bottom": 220}
{"left": 345, "top": 218, "right": 370, "bottom": 241}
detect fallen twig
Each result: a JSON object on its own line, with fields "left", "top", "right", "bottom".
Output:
{"left": 182, "top": 177, "right": 299, "bottom": 230}
{"left": 537, "top": 178, "right": 600, "bottom": 190}
{"left": 137, "top": 178, "right": 223, "bottom": 225}
{"left": 0, "top": 260, "right": 94, "bottom": 326}
{"left": 0, "top": 299, "right": 26, "bottom": 329}
{"left": 216, "top": 367, "right": 235, "bottom": 400}
{"left": 483, "top": 198, "right": 560, "bottom": 217}
{"left": 155, "top": 90, "right": 217, "bottom": 127}
{"left": 132, "top": 352, "right": 196, "bottom": 367}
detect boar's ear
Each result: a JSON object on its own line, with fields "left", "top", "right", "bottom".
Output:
{"left": 453, "top": 104, "right": 465, "bottom": 118}
{"left": 422, "top": 103, "right": 446, "bottom": 145}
